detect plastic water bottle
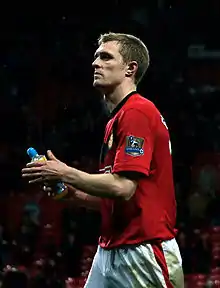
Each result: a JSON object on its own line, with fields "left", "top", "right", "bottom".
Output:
{"left": 27, "top": 147, "right": 68, "bottom": 199}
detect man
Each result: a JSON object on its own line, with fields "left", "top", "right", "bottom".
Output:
{"left": 22, "top": 32, "right": 184, "bottom": 287}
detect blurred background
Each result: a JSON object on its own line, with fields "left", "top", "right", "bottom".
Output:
{"left": 1, "top": 0, "right": 220, "bottom": 287}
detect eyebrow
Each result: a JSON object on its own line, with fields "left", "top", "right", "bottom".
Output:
{"left": 94, "top": 51, "right": 114, "bottom": 59}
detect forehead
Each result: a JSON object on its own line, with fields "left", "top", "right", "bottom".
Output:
{"left": 95, "top": 41, "right": 121, "bottom": 56}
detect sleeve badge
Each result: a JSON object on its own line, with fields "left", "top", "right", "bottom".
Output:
{"left": 125, "top": 136, "right": 144, "bottom": 156}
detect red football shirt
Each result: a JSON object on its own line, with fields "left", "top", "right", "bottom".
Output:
{"left": 99, "top": 92, "right": 176, "bottom": 249}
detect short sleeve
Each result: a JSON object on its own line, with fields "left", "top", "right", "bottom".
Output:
{"left": 112, "top": 109, "right": 154, "bottom": 176}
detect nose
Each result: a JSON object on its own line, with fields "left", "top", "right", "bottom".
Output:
{"left": 92, "top": 58, "right": 101, "bottom": 69}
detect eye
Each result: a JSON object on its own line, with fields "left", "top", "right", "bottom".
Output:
{"left": 94, "top": 52, "right": 113, "bottom": 62}
{"left": 100, "top": 53, "right": 112, "bottom": 60}
{"left": 100, "top": 53, "right": 113, "bottom": 61}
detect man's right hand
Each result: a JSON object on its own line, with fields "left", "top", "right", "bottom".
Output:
{"left": 43, "top": 184, "right": 101, "bottom": 210}
{"left": 42, "top": 183, "right": 76, "bottom": 199}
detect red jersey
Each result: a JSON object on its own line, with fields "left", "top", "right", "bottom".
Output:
{"left": 99, "top": 92, "right": 176, "bottom": 249}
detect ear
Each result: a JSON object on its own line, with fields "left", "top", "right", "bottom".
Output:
{"left": 125, "top": 61, "right": 138, "bottom": 78}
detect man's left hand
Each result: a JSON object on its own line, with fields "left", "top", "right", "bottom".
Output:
{"left": 22, "top": 150, "right": 68, "bottom": 184}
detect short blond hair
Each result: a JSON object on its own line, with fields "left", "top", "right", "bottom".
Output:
{"left": 98, "top": 32, "right": 150, "bottom": 85}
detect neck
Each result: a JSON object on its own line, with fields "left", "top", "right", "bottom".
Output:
{"left": 104, "top": 82, "right": 136, "bottom": 112}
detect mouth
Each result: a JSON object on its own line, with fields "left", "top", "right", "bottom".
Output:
{"left": 94, "top": 72, "right": 102, "bottom": 76}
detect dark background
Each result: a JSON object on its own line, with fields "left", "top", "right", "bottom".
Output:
{"left": 1, "top": 1, "right": 220, "bottom": 287}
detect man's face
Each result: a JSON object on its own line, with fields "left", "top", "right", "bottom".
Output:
{"left": 92, "top": 41, "right": 127, "bottom": 90}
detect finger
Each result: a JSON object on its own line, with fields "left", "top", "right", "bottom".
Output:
{"left": 22, "top": 173, "right": 42, "bottom": 179}
{"left": 26, "top": 161, "right": 45, "bottom": 168}
{"left": 66, "top": 184, "right": 77, "bottom": 193}
{"left": 47, "top": 150, "right": 58, "bottom": 161}
{"left": 43, "top": 185, "right": 52, "bottom": 192}
{"left": 30, "top": 176, "right": 57, "bottom": 184}
{"left": 29, "top": 177, "right": 45, "bottom": 184}
{"left": 22, "top": 167, "right": 42, "bottom": 173}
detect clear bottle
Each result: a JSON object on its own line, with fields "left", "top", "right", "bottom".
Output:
{"left": 27, "top": 147, "right": 68, "bottom": 199}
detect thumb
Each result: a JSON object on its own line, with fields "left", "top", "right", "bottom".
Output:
{"left": 47, "top": 150, "right": 58, "bottom": 161}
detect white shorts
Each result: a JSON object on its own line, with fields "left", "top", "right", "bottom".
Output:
{"left": 84, "top": 238, "right": 184, "bottom": 288}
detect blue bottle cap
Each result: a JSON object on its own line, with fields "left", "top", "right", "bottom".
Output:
{"left": 27, "top": 147, "right": 38, "bottom": 159}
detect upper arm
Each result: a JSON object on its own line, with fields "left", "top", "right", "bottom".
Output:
{"left": 112, "top": 108, "right": 155, "bottom": 177}
{"left": 113, "top": 173, "right": 138, "bottom": 200}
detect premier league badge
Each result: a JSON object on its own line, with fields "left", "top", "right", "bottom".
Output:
{"left": 125, "top": 135, "right": 144, "bottom": 156}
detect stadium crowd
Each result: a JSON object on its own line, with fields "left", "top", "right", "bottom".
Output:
{"left": 1, "top": 1, "right": 220, "bottom": 287}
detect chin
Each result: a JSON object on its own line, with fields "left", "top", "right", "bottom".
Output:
{"left": 93, "top": 81, "right": 107, "bottom": 93}
{"left": 93, "top": 79, "right": 104, "bottom": 87}
{"left": 93, "top": 81, "right": 99, "bottom": 87}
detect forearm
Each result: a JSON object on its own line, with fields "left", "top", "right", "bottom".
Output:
{"left": 62, "top": 166, "right": 125, "bottom": 199}
{"left": 67, "top": 185, "right": 101, "bottom": 211}
{"left": 74, "top": 190, "right": 101, "bottom": 211}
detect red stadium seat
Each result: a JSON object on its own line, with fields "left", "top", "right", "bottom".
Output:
{"left": 211, "top": 267, "right": 220, "bottom": 275}
{"left": 211, "top": 226, "right": 220, "bottom": 234}
{"left": 209, "top": 274, "right": 220, "bottom": 282}
{"left": 186, "top": 274, "right": 207, "bottom": 287}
